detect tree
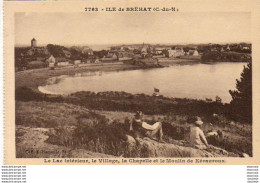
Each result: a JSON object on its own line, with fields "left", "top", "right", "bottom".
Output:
{"left": 228, "top": 62, "right": 252, "bottom": 123}
{"left": 183, "top": 47, "right": 190, "bottom": 52}
{"left": 201, "top": 51, "right": 222, "bottom": 62}
{"left": 93, "top": 50, "right": 109, "bottom": 58}
{"left": 47, "top": 44, "right": 66, "bottom": 57}
{"left": 133, "top": 49, "right": 141, "bottom": 55}
{"left": 70, "top": 48, "right": 82, "bottom": 60}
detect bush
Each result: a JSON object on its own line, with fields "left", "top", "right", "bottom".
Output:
{"left": 27, "top": 61, "right": 47, "bottom": 69}
{"left": 47, "top": 112, "right": 129, "bottom": 156}
{"left": 207, "top": 135, "right": 252, "bottom": 156}
{"left": 162, "top": 122, "right": 187, "bottom": 140}
{"left": 15, "top": 87, "right": 224, "bottom": 119}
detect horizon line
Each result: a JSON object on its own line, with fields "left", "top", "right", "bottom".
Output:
{"left": 15, "top": 41, "right": 252, "bottom": 47}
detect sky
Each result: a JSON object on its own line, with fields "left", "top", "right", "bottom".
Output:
{"left": 15, "top": 12, "right": 251, "bottom": 46}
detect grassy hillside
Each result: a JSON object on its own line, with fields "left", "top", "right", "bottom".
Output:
{"left": 16, "top": 101, "right": 252, "bottom": 157}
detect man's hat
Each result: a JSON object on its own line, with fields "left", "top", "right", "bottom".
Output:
{"left": 134, "top": 111, "right": 143, "bottom": 118}
{"left": 194, "top": 117, "right": 203, "bottom": 126}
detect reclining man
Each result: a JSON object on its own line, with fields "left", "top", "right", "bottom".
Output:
{"left": 130, "top": 111, "right": 164, "bottom": 143}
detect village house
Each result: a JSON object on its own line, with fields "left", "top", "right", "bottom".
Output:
{"left": 120, "top": 46, "right": 125, "bottom": 51}
{"left": 117, "top": 51, "right": 134, "bottom": 58}
{"left": 82, "top": 47, "right": 94, "bottom": 56}
{"left": 155, "top": 50, "right": 163, "bottom": 55}
{"left": 47, "top": 55, "right": 56, "bottom": 63}
{"left": 154, "top": 46, "right": 171, "bottom": 55}
{"left": 168, "top": 47, "right": 184, "bottom": 58}
{"left": 47, "top": 55, "right": 56, "bottom": 69}
{"left": 107, "top": 52, "right": 118, "bottom": 59}
{"left": 168, "top": 50, "right": 174, "bottom": 57}
{"left": 242, "top": 46, "right": 250, "bottom": 50}
{"left": 141, "top": 46, "right": 149, "bottom": 58}
{"left": 211, "top": 47, "right": 217, "bottom": 51}
{"left": 57, "top": 61, "right": 70, "bottom": 67}
{"left": 128, "top": 47, "right": 135, "bottom": 51}
{"left": 141, "top": 46, "right": 148, "bottom": 53}
{"left": 118, "top": 49, "right": 134, "bottom": 61}
{"left": 100, "top": 51, "right": 118, "bottom": 62}
{"left": 154, "top": 47, "right": 164, "bottom": 55}
{"left": 226, "top": 45, "right": 231, "bottom": 51}
{"left": 188, "top": 49, "right": 199, "bottom": 56}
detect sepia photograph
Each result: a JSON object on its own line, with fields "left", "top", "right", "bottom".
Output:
{"left": 14, "top": 12, "right": 252, "bottom": 159}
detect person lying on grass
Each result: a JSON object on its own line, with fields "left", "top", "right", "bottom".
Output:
{"left": 190, "top": 117, "right": 209, "bottom": 150}
{"left": 130, "top": 111, "right": 165, "bottom": 143}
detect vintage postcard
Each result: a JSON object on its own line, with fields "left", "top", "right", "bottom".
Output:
{"left": 3, "top": 0, "right": 260, "bottom": 165}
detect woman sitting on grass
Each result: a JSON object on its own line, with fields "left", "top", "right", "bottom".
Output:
{"left": 130, "top": 111, "right": 165, "bottom": 143}
{"left": 190, "top": 117, "right": 209, "bottom": 150}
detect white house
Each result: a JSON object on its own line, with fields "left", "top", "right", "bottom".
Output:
{"left": 242, "top": 46, "right": 250, "bottom": 50}
{"left": 226, "top": 45, "right": 231, "bottom": 51}
{"left": 57, "top": 62, "right": 70, "bottom": 67}
{"left": 82, "top": 47, "right": 94, "bottom": 55}
{"left": 188, "top": 49, "right": 199, "bottom": 56}
{"left": 47, "top": 55, "right": 56, "bottom": 69}
{"left": 47, "top": 55, "right": 56, "bottom": 63}
{"left": 168, "top": 47, "right": 184, "bottom": 58}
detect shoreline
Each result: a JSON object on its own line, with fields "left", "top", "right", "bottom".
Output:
{"left": 16, "top": 59, "right": 200, "bottom": 92}
{"left": 16, "top": 60, "right": 245, "bottom": 103}
{"left": 16, "top": 62, "right": 145, "bottom": 91}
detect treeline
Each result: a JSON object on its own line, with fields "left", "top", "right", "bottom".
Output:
{"left": 47, "top": 44, "right": 108, "bottom": 60}
{"left": 197, "top": 43, "right": 251, "bottom": 53}
{"left": 201, "top": 51, "right": 251, "bottom": 62}
{"left": 15, "top": 44, "right": 111, "bottom": 71}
